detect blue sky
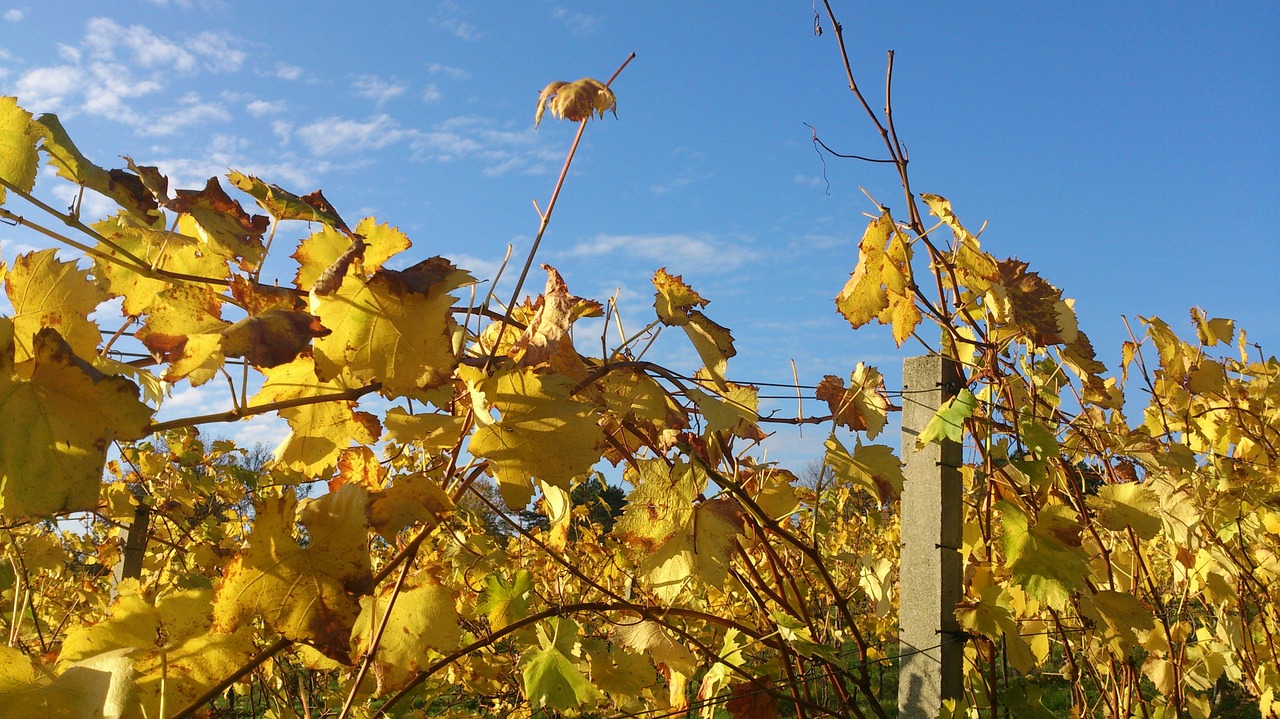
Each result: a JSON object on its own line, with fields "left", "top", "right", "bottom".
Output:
{"left": 1, "top": 1, "right": 1277, "bottom": 466}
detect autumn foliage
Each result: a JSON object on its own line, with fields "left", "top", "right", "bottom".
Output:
{"left": 0, "top": 26, "right": 1277, "bottom": 719}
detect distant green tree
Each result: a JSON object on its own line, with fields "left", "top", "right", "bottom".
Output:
{"left": 519, "top": 471, "right": 625, "bottom": 535}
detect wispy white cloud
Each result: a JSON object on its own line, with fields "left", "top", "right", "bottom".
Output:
{"left": 12, "top": 65, "right": 82, "bottom": 112}
{"left": 274, "top": 63, "right": 303, "bottom": 80}
{"left": 295, "top": 113, "right": 407, "bottom": 156}
{"left": 427, "top": 63, "right": 470, "bottom": 80}
{"left": 83, "top": 18, "right": 238, "bottom": 73}
{"left": 434, "top": 2, "right": 480, "bottom": 40}
{"left": 552, "top": 7, "right": 601, "bottom": 36}
{"left": 186, "top": 32, "right": 247, "bottom": 72}
{"left": 649, "top": 147, "right": 707, "bottom": 195}
{"left": 563, "top": 233, "right": 761, "bottom": 271}
{"left": 231, "top": 415, "right": 291, "bottom": 454}
{"left": 421, "top": 84, "right": 442, "bottom": 103}
{"left": 4, "top": 9, "right": 23, "bottom": 22}
{"left": 439, "top": 18, "right": 480, "bottom": 40}
{"left": 449, "top": 249, "right": 519, "bottom": 284}
{"left": 270, "top": 120, "right": 293, "bottom": 144}
{"left": 6, "top": 17, "right": 242, "bottom": 132}
{"left": 145, "top": 92, "right": 231, "bottom": 136}
{"left": 245, "top": 99, "right": 285, "bottom": 116}
{"left": 135, "top": 144, "right": 320, "bottom": 194}
{"left": 410, "top": 115, "right": 559, "bottom": 175}
{"left": 352, "top": 74, "right": 407, "bottom": 106}
{"left": 288, "top": 111, "right": 559, "bottom": 174}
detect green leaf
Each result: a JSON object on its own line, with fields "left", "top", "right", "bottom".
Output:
{"left": 999, "top": 501, "right": 1088, "bottom": 610}
{"left": 915, "top": 388, "right": 977, "bottom": 449}
{"left": 478, "top": 570, "right": 534, "bottom": 630}
{"left": 522, "top": 645, "right": 603, "bottom": 711}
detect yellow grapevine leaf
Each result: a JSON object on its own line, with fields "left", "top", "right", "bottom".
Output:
{"left": 737, "top": 462, "right": 801, "bottom": 521}
{"left": 1190, "top": 307, "right": 1234, "bottom": 347}
{"left": 836, "top": 213, "right": 918, "bottom": 345}
{"left": 651, "top": 270, "right": 736, "bottom": 385}
{"left": 311, "top": 238, "right": 364, "bottom": 296}
{"left": 613, "top": 620, "right": 697, "bottom": 676}
{"left": 0, "top": 97, "right": 38, "bottom": 203}
{"left": 0, "top": 643, "right": 37, "bottom": 695}
{"left": 34, "top": 114, "right": 160, "bottom": 221}
{"left": 600, "top": 367, "right": 684, "bottom": 432}
{"left": 815, "top": 363, "right": 892, "bottom": 439}
{"left": 56, "top": 587, "right": 256, "bottom": 719}
{"left": 1087, "top": 483, "right": 1162, "bottom": 540}
{"left": 293, "top": 217, "right": 411, "bottom": 292}
{"left": 91, "top": 214, "right": 231, "bottom": 315}
{"left": 613, "top": 459, "right": 743, "bottom": 600}
{"left": 824, "top": 436, "right": 903, "bottom": 504}
{"left": 57, "top": 590, "right": 159, "bottom": 666}
{"left": 368, "top": 471, "right": 454, "bottom": 540}
{"left": 684, "top": 312, "right": 736, "bottom": 386}
{"left": 6, "top": 249, "right": 109, "bottom": 363}
{"left": 133, "top": 630, "right": 256, "bottom": 718}
{"left": 311, "top": 256, "right": 473, "bottom": 397}
{"left": 598, "top": 367, "right": 686, "bottom": 461}
{"left": 252, "top": 355, "right": 381, "bottom": 477}
{"left": 954, "top": 584, "right": 1036, "bottom": 672}
{"left": 0, "top": 324, "right": 152, "bottom": 518}
{"left": 652, "top": 267, "right": 707, "bottom": 326}
{"left": 334, "top": 445, "right": 387, "bottom": 490}
{"left": 351, "top": 579, "right": 461, "bottom": 694}
{"left": 1080, "top": 589, "right": 1154, "bottom": 655}
{"left": 136, "top": 284, "right": 230, "bottom": 385}
{"left": 920, "top": 192, "right": 1001, "bottom": 303}
{"left": 213, "top": 485, "right": 373, "bottom": 661}
{"left": 169, "top": 177, "right": 269, "bottom": 268}
{"left": 686, "top": 379, "right": 762, "bottom": 440}
{"left": 227, "top": 170, "right": 348, "bottom": 228}
{"left": 383, "top": 408, "right": 465, "bottom": 449}
{"left": 468, "top": 367, "right": 604, "bottom": 509}
{"left": 509, "top": 264, "right": 601, "bottom": 378}
{"left": 920, "top": 193, "right": 975, "bottom": 243}
{"left": 587, "top": 645, "right": 657, "bottom": 701}
{"left": 535, "top": 77, "right": 616, "bottom": 127}
{"left": 1, "top": 647, "right": 135, "bottom": 719}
